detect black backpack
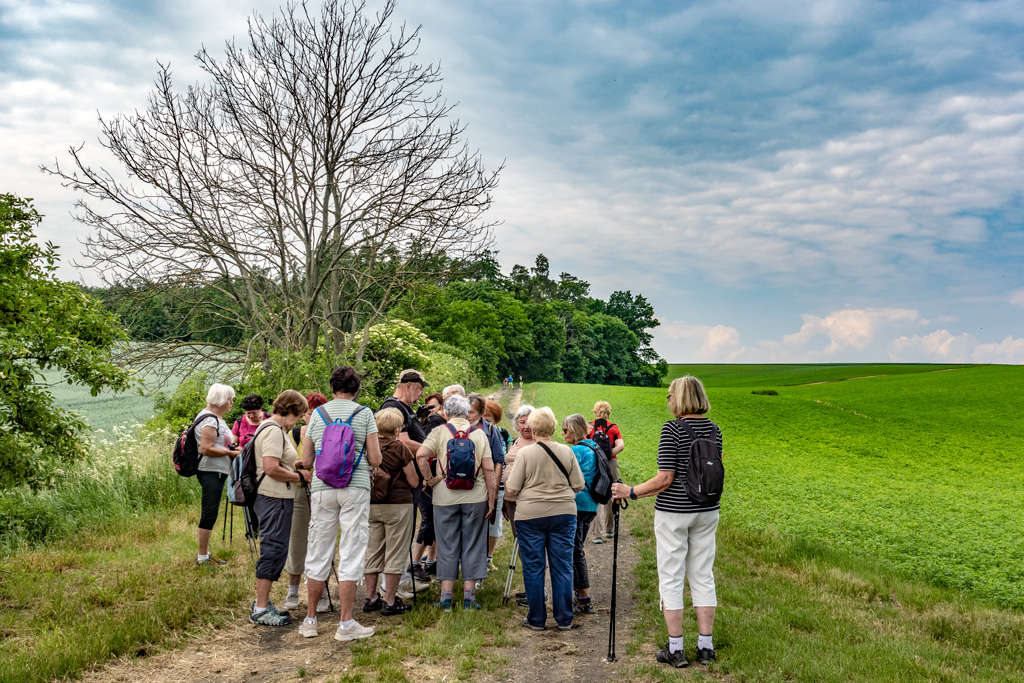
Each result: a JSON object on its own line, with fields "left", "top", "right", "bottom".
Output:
{"left": 228, "top": 421, "right": 282, "bottom": 507}
{"left": 677, "top": 419, "right": 724, "bottom": 506}
{"left": 172, "top": 412, "right": 215, "bottom": 478}
{"left": 582, "top": 442, "right": 613, "bottom": 505}
{"left": 590, "top": 420, "right": 616, "bottom": 462}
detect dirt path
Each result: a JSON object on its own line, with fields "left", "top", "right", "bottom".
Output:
{"left": 79, "top": 519, "right": 643, "bottom": 683}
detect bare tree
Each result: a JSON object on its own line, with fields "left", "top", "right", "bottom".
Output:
{"left": 47, "top": 0, "right": 500, "bottom": 377}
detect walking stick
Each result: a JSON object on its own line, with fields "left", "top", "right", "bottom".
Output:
{"left": 222, "top": 495, "right": 228, "bottom": 542}
{"left": 502, "top": 537, "right": 520, "bottom": 606}
{"left": 409, "top": 503, "right": 419, "bottom": 605}
{"left": 229, "top": 499, "right": 234, "bottom": 543}
{"left": 242, "top": 505, "right": 259, "bottom": 566}
{"left": 607, "top": 496, "right": 628, "bottom": 663}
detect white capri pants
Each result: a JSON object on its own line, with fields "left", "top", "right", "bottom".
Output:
{"left": 654, "top": 508, "right": 719, "bottom": 610}
{"left": 304, "top": 487, "right": 370, "bottom": 582}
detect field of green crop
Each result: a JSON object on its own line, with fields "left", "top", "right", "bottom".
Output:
{"left": 662, "top": 362, "right": 971, "bottom": 387}
{"left": 530, "top": 363, "right": 1024, "bottom": 610}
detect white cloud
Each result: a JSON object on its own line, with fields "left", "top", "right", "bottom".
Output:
{"left": 1009, "top": 289, "right": 1024, "bottom": 308}
{"left": 653, "top": 321, "right": 745, "bottom": 361}
{"left": 782, "top": 308, "right": 923, "bottom": 353}
{"left": 888, "top": 330, "right": 1024, "bottom": 363}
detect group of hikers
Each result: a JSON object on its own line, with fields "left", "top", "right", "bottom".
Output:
{"left": 501, "top": 374, "right": 523, "bottom": 389}
{"left": 180, "top": 367, "right": 723, "bottom": 668}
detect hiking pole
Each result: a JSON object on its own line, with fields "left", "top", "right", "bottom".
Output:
{"left": 229, "top": 499, "right": 234, "bottom": 543}
{"left": 409, "top": 504, "right": 419, "bottom": 605}
{"left": 221, "top": 495, "right": 228, "bottom": 542}
{"left": 607, "top": 496, "right": 628, "bottom": 663}
{"left": 242, "top": 505, "right": 258, "bottom": 566}
{"left": 502, "top": 537, "right": 520, "bottom": 606}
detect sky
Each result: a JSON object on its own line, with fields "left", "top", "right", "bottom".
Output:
{"left": 2, "top": 0, "right": 1023, "bottom": 363}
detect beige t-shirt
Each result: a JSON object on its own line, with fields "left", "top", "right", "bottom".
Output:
{"left": 254, "top": 422, "right": 299, "bottom": 499}
{"left": 504, "top": 441, "right": 584, "bottom": 521}
{"left": 421, "top": 417, "right": 491, "bottom": 506}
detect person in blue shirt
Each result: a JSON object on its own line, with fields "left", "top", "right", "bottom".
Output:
{"left": 561, "top": 413, "right": 599, "bottom": 615}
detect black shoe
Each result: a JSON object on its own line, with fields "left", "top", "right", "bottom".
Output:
{"left": 697, "top": 647, "right": 716, "bottom": 665}
{"left": 381, "top": 598, "right": 412, "bottom": 616}
{"left": 656, "top": 646, "right": 689, "bottom": 668}
{"left": 425, "top": 562, "right": 437, "bottom": 575}
{"left": 515, "top": 591, "right": 527, "bottom": 599}
{"left": 413, "top": 567, "right": 432, "bottom": 583}
{"left": 516, "top": 596, "right": 530, "bottom": 607}
{"left": 363, "top": 597, "right": 384, "bottom": 612}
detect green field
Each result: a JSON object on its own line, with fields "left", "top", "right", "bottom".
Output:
{"left": 662, "top": 362, "right": 972, "bottom": 387}
{"left": 531, "top": 363, "right": 1024, "bottom": 610}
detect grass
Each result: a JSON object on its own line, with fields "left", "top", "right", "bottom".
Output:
{"left": 662, "top": 362, "right": 972, "bottom": 387}
{"left": 0, "top": 511, "right": 251, "bottom": 683}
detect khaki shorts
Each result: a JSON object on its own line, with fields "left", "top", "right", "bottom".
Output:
{"left": 364, "top": 503, "right": 415, "bottom": 575}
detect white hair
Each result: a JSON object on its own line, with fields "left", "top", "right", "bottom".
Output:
{"left": 444, "top": 394, "right": 470, "bottom": 419}
{"left": 512, "top": 404, "right": 535, "bottom": 433}
{"left": 442, "top": 384, "right": 467, "bottom": 400}
{"left": 206, "top": 383, "right": 236, "bottom": 407}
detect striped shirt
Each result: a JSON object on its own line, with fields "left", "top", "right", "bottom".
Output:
{"left": 655, "top": 417, "right": 723, "bottom": 514}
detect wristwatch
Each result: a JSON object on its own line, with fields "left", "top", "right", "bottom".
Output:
{"left": 629, "top": 487, "right": 637, "bottom": 500}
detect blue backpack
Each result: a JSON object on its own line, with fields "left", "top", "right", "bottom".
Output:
{"left": 441, "top": 423, "right": 480, "bottom": 490}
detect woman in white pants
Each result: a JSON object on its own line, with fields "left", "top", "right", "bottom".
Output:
{"left": 611, "top": 375, "right": 721, "bottom": 669}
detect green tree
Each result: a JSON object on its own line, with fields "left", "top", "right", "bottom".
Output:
{"left": 0, "top": 194, "right": 132, "bottom": 489}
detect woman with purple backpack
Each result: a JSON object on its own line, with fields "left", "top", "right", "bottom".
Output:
{"left": 297, "top": 366, "right": 382, "bottom": 641}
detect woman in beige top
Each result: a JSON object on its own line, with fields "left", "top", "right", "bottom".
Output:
{"left": 249, "top": 390, "right": 309, "bottom": 626}
{"left": 505, "top": 407, "right": 584, "bottom": 631}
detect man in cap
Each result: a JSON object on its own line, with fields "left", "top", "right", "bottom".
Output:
{"left": 380, "top": 369, "right": 429, "bottom": 448}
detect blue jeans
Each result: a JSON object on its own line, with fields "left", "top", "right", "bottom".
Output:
{"left": 516, "top": 514, "right": 577, "bottom": 628}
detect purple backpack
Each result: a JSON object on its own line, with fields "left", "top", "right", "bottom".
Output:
{"left": 314, "top": 405, "right": 367, "bottom": 488}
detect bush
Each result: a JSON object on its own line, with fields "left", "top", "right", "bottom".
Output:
{"left": 752, "top": 389, "right": 779, "bottom": 396}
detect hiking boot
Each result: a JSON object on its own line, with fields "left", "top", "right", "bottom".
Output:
{"left": 475, "top": 580, "right": 483, "bottom": 590}
{"left": 282, "top": 593, "right": 300, "bottom": 611}
{"left": 697, "top": 647, "right": 716, "bottom": 665}
{"left": 515, "top": 591, "right": 527, "bottom": 599}
{"left": 521, "top": 618, "right": 545, "bottom": 631}
{"left": 298, "top": 618, "right": 318, "bottom": 638}
{"left": 334, "top": 620, "right": 374, "bottom": 642}
{"left": 656, "top": 646, "right": 689, "bottom": 668}
{"left": 316, "top": 591, "right": 334, "bottom": 613}
{"left": 382, "top": 598, "right": 412, "bottom": 616}
{"left": 424, "top": 562, "right": 437, "bottom": 575}
{"left": 516, "top": 595, "right": 530, "bottom": 607}
{"left": 592, "top": 537, "right": 604, "bottom": 545}
{"left": 604, "top": 532, "right": 614, "bottom": 539}
{"left": 267, "top": 600, "right": 290, "bottom": 618}
{"left": 463, "top": 598, "right": 483, "bottom": 610}
{"left": 249, "top": 602, "right": 290, "bottom": 626}
{"left": 363, "top": 596, "right": 384, "bottom": 612}
{"left": 413, "top": 567, "right": 432, "bottom": 583}
{"left": 557, "top": 622, "right": 575, "bottom": 631}
{"left": 433, "top": 597, "right": 452, "bottom": 612}
{"left": 487, "top": 559, "right": 498, "bottom": 572}
{"left": 573, "top": 599, "right": 595, "bottom": 615}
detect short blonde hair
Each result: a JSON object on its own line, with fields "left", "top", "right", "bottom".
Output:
{"left": 526, "top": 407, "right": 557, "bottom": 438}
{"left": 375, "top": 407, "right": 404, "bottom": 436}
{"left": 593, "top": 401, "right": 611, "bottom": 419}
{"left": 442, "top": 384, "right": 467, "bottom": 400}
{"left": 668, "top": 375, "right": 710, "bottom": 417}
{"left": 561, "top": 414, "right": 589, "bottom": 444}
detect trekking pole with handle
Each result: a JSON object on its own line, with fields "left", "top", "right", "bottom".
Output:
{"left": 409, "top": 503, "right": 419, "bottom": 605}
{"left": 502, "top": 537, "right": 520, "bottom": 606}
{"left": 222, "top": 495, "right": 228, "bottom": 542}
{"left": 607, "top": 494, "right": 628, "bottom": 663}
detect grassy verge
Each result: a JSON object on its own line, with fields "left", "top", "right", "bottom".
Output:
{"left": 0, "top": 510, "right": 251, "bottom": 683}
{"left": 621, "top": 498, "right": 1024, "bottom": 681}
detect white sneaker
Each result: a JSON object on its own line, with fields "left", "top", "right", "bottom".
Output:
{"left": 316, "top": 591, "right": 333, "bottom": 613}
{"left": 282, "top": 593, "right": 300, "bottom": 611}
{"left": 335, "top": 620, "right": 374, "bottom": 641}
{"left": 395, "top": 587, "right": 413, "bottom": 600}
{"left": 298, "top": 619, "right": 318, "bottom": 638}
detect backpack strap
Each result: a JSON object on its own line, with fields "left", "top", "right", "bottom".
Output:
{"left": 538, "top": 442, "right": 574, "bottom": 489}
{"left": 675, "top": 418, "right": 720, "bottom": 451}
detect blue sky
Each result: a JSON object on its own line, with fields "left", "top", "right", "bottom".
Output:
{"left": 2, "top": 0, "right": 1023, "bottom": 363}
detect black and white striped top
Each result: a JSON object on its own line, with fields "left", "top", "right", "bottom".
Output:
{"left": 655, "top": 417, "right": 723, "bottom": 514}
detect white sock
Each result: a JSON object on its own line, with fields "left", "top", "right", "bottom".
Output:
{"left": 304, "top": 616, "right": 316, "bottom": 624}
{"left": 197, "top": 553, "right": 210, "bottom": 562}
{"left": 287, "top": 584, "right": 299, "bottom": 597}
{"left": 252, "top": 605, "right": 268, "bottom": 615}
{"left": 341, "top": 619, "right": 354, "bottom": 628}
{"left": 697, "top": 634, "right": 714, "bottom": 650}
{"left": 669, "top": 636, "right": 684, "bottom": 653}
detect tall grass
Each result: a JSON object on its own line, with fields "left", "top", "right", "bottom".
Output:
{"left": 0, "top": 426, "right": 198, "bottom": 555}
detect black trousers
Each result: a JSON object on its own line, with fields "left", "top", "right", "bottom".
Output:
{"left": 197, "top": 471, "right": 226, "bottom": 530}
{"left": 573, "top": 510, "right": 598, "bottom": 591}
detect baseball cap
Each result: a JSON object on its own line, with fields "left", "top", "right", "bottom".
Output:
{"left": 398, "top": 369, "right": 430, "bottom": 387}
